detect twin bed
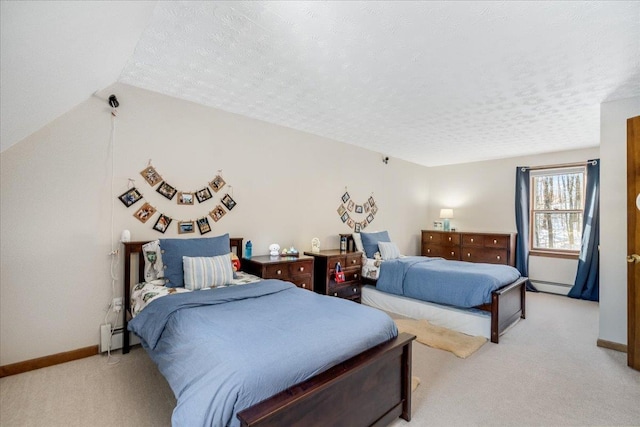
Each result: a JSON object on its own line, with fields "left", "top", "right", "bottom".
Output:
{"left": 347, "top": 232, "right": 527, "bottom": 344}
{"left": 122, "top": 235, "right": 414, "bottom": 427}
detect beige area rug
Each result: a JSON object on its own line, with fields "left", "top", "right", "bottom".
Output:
{"left": 396, "top": 318, "right": 487, "bottom": 358}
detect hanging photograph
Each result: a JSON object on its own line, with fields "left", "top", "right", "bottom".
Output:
{"left": 341, "top": 212, "right": 349, "bottom": 223}
{"left": 361, "top": 220, "right": 368, "bottom": 230}
{"left": 221, "top": 194, "right": 236, "bottom": 210}
{"left": 140, "top": 166, "right": 162, "bottom": 187}
{"left": 153, "top": 214, "right": 172, "bottom": 233}
{"left": 368, "top": 196, "right": 375, "bottom": 207}
{"left": 133, "top": 203, "right": 156, "bottom": 223}
{"left": 209, "top": 205, "right": 226, "bottom": 222}
{"left": 177, "top": 192, "right": 194, "bottom": 205}
{"left": 197, "top": 217, "right": 211, "bottom": 234}
{"left": 355, "top": 205, "right": 363, "bottom": 214}
{"left": 209, "top": 175, "right": 226, "bottom": 193}
{"left": 196, "top": 187, "right": 213, "bottom": 203}
{"left": 178, "top": 220, "right": 195, "bottom": 234}
{"left": 364, "top": 202, "right": 371, "bottom": 213}
{"left": 347, "top": 218, "right": 355, "bottom": 228}
{"left": 337, "top": 204, "right": 346, "bottom": 216}
{"left": 118, "top": 188, "right": 142, "bottom": 207}
{"left": 371, "top": 205, "right": 378, "bottom": 216}
{"left": 157, "top": 182, "right": 177, "bottom": 200}
{"left": 342, "top": 192, "right": 350, "bottom": 203}
{"left": 347, "top": 200, "right": 355, "bottom": 211}
{"left": 367, "top": 214, "right": 374, "bottom": 224}
{"left": 354, "top": 222, "right": 361, "bottom": 233}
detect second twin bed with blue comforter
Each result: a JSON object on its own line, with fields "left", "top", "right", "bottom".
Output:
{"left": 128, "top": 279, "right": 398, "bottom": 427}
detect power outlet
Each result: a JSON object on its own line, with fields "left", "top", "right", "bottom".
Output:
{"left": 112, "top": 297, "right": 123, "bottom": 312}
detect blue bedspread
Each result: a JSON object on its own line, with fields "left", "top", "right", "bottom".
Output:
{"left": 377, "top": 256, "right": 521, "bottom": 308}
{"left": 128, "top": 280, "right": 397, "bottom": 427}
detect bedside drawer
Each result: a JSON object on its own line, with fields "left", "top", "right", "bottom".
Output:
{"left": 290, "top": 274, "right": 313, "bottom": 291}
{"left": 345, "top": 253, "right": 362, "bottom": 268}
{"left": 463, "top": 248, "right": 508, "bottom": 264}
{"left": 289, "top": 260, "right": 313, "bottom": 276}
{"left": 329, "top": 283, "right": 361, "bottom": 300}
{"left": 264, "top": 264, "right": 289, "bottom": 279}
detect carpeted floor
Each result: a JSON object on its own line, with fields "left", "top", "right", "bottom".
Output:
{"left": 1, "top": 291, "right": 639, "bottom": 426}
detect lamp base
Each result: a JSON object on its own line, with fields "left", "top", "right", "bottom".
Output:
{"left": 443, "top": 218, "right": 450, "bottom": 231}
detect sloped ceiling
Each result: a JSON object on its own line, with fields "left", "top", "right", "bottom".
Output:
{"left": 2, "top": 1, "right": 639, "bottom": 166}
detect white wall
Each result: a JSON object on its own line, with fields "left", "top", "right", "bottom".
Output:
{"left": 600, "top": 96, "right": 640, "bottom": 345}
{"left": 0, "top": 83, "right": 430, "bottom": 365}
{"left": 426, "top": 147, "right": 599, "bottom": 289}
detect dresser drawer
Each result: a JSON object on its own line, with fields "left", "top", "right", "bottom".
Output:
{"left": 329, "top": 283, "right": 361, "bottom": 300}
{"left": 289, "top": 260, "right": 313, "bottom": 277}
{"left": 345, "top": 253, "right": 362, "bottom": 268}
{"left": 462, "top": 248, "right": 508, "bottom": 265}
{"left": 290, "top": 274, "right": 313, "bottom": 291}
{"left": 483, "top": 235, "right": 510, "bottom": 249}
{"left": 264, "top": 263, "right": 289, "bottom": 279}
{"left": 329, "top": 268, "right": 360, "bottom": 283}
{"left": 422, "top": 232, "right": 459, "bottom": 246}
{"left": 462, "top": 234, "right": 485, "bottom": 247}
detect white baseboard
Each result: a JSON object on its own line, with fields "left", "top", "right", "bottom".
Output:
{"left": 531, "top": 280, "right": 572, "bottom": 296}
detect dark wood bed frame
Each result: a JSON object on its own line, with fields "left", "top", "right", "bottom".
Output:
{"left": 122, "top": 238, "right": 415, "bottom": 427}
{"left": 345, "top": 234, "right": 526, "bottom": 344}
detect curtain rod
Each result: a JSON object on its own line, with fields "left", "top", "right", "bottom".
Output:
{"left": 521, "top": 159, "right": 597, "bottom": 171}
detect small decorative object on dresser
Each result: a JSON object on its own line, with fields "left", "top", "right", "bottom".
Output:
{"left": 241, "top": 254, "right": 314, "bottom": 291}
{"left": 311, "top": 237, "right": 320, "bottom": 253}
{"left": 304, "top": 249, "right": 363, "bottom": 302}
{"left": 269, "top": 243, "right": 280, "bottom": 257}
{"left": 421, "top": 230, "right": 516, "bottom": 266}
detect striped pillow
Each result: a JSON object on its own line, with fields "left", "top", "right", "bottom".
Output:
{"left": 378, "top": 241, "right": 401, "bottom": 260}
{"left": 182, "top": 255, "right": 234, "bottom": 290}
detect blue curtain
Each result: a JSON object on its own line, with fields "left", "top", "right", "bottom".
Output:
{"left": 515, "top": 167, "right": 536, "bottom": 291}
{"left": 569, "top": 159, "right": 600, "bottom": 301}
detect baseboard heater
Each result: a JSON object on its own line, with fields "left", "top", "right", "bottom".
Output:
{"left": 530, "top": 280, "right": 572, "bottom": 295}
{"left": 99, "top": 324, "right": 140, "bottom": 353}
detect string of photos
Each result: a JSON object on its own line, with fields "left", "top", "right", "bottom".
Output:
{"left": 337, "top": 188, "right": 378, "bottom": 232}
{"left": 116, "top": 162, "right": 237, "bottom": 235}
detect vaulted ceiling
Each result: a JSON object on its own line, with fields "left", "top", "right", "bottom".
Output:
{"left": 2, "top": 1, "right": 639, "bottom": 166}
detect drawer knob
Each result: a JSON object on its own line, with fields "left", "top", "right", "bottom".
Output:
{"left": 494, "top": 239, "right": 497, "bottom": 244}
{"left": 451, "top": 251, "right": 455, "bottom": 256}
{"left": 353, "top": 288, "right": 357, "bottom": 293}
{"left": 302, "top": 283, "right": 306, "bottom": 288}
{"left": 448, "top": 237, "right": 452, "bottom": 241}
{"left": 497, "top": 256, "right": 501, "bottom": 260}
{"left": 471, "top": 238, "right": 474, "bottom": 242}
{"left": 429, "top": 236, "right": 433, "bottom": 240}
{"left": 334, "top": 292, "right": 338, "bottom": 297}
{"left": 299, "top": 266, "right": 304, "bottom": 272}
{"left": 467, "top": 253, "right": 471, "bottom": 257}
{"left": 427, "top": 249, "right": 430, "bottom": 253}
{"left": 352, "top": 259, "right": 357, "bottom": 264}
{"left": 354, "top": 273, "right": 358, "bottom": 278}
{"left": 276, "top": 269, "right": 282, "bottom": 275}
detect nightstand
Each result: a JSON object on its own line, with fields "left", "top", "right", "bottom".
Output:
{"left": 241, "top": 255, "right": 314, "bottom": 291}
{"left": 303, "top": 250, "right": 363, "bottom": 302}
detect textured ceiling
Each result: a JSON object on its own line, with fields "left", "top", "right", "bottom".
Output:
{"left": 2, "top": 1, "right": 639, "bottom": 166}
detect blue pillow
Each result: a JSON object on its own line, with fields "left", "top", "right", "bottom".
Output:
{"left": 160, "top": 234, "right": 230, "bottom": 287}
{"left": 360, "top": 231, "right": 391, "bottom": 258}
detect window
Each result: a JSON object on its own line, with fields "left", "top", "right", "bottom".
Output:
{"left": 530, "top": 166, "right": 586, "bottom": 255}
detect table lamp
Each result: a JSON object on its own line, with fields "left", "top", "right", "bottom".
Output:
{"left": 440, "top": 209, "right": 454, "bottom": 231}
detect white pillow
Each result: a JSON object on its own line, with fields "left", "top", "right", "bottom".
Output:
{"left": 378, "top": 241, "right": 401, "bottom": 260}
{"left": 183, "top": 254, "right": 234, "bottom": 290}
{"left": 142, "top": 240, "right": 164, "bottom": 281}
{"left": 352, "top": 233, "right": 364, "bottom": 253}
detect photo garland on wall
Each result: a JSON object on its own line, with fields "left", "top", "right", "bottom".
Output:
{"left": 337, "top": 187, "right": 378, "bottom": 232}
{"left": 116, "top": 162, "right": 239, "bottom": 235}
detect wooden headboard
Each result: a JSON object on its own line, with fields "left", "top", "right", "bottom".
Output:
{"left": 121, "top": 237, "right": 244, "bottom": 354}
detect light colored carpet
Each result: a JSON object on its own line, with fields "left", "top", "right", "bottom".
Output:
{"left": 411, "top": 376, "right": 420, "bottom": 392}
{"left": 395, "top": 318, "right": 487, "bottom": 358}
{"left": 2, "top": 292, "right": 640, "bottom": 426}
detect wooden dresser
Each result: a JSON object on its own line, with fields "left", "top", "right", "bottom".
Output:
{"left": 241, "top": 255, "right": 314, "bottom": 291}
{"left": 303, "top": 250, "right": 363, "bottom": 302}
{"left": 421, "top": 230, "right": 517, "bottom": 266}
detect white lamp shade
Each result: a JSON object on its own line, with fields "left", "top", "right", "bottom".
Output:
{"left": 439, "top": 209, "right": 454, "bottom": 219}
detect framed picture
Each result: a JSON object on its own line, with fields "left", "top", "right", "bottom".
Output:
{"left": 209, "top": 205, "right": 226, "bottom": 222}
{"left": 140, "top": 166, "right": 162, "bottom": 187}
{"left": 341, "top": 212, "right": 349, "bottom": 223}
{"left": 157, "top": 181, "right": 177, "bottom": 200}
{"left": 342, "top": 192, "right": 350, "bottom": 203}
{"left": 366, "top": 214, "right": 374, "bottom": 224}
{"left": 354, "top": 222, "right": 361, "bottom": 233}
{"left": 433, "top": 221, "right": 443, "bottom": 230}
{"left": 347, "top": 218, "right": 355, "bottom": 228}
{"left": 196, "top": 187, "right": 213, "bottom": 203}
{"left": 371, "top": 205, "right": 378, "bottom": 216}
{"left": 337, "top": 204, "right": 346, "bottom": 216}
{"left": 361, "top": 220, "right": 368, "bottom": 230}
{"left": 178, "top": 220, "right": 195, "bottom": 234}
{"left": 364, "top": 202, "right": 371, "bottom": 213}
{"left": 197, "top": 217, "right": 211, "bottom": 234}
{"left": 209, "top": 175, "right": 226, "bottom": 193}
{"left": 153, "top": 214, "right": 172, "bottom": 233}
{"left": 177, "top": 192, "right": 194, "bottom": 205}
{"left": 347, "top": 200, "right": 355, "bottom": 211}
{"left": 118, "top": 188, "right": 142, "bottom": 207}
{"left": 368, "top": 196, "right": 375, "bottom": 207}
{"left": 355, "top": 205, "right": 363, "bottom": 214}
{"left": 133, "top": 202, "right": 156, "bottom": 223}
{"left": 221, "top": 194, "right": 236, "bottom": 211}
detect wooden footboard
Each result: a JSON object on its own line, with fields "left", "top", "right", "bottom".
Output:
{"left": 488, "top": 276, "right": 527, "bottom": 343}
{"left": 237, "top": 332, "right": 415, "bottom": 427}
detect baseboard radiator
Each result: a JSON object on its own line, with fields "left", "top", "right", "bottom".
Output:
{"left": 530, "top": 280, "right": 572, "bottom": 295}
{"left": 100, "top": 325, "right": 140, "bottom": 353}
